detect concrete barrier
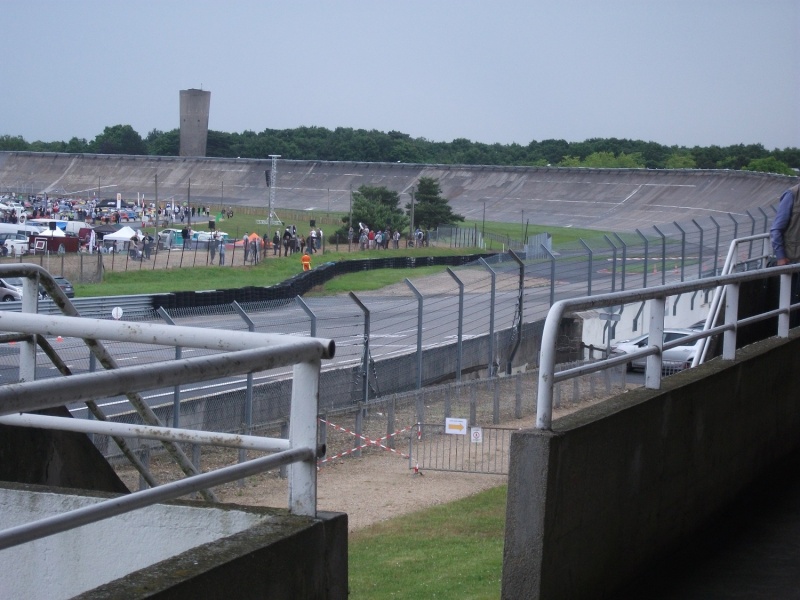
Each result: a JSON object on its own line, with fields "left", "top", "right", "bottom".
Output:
{"left": 502, "top": 330, "right": 800, "bottom": 599}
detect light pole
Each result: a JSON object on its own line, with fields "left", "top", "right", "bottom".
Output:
{"left": 268, "top": 154, "right": 280, "bottom": 226}
{"left": 409, "top": 188, "right": 415, "bottom": 244}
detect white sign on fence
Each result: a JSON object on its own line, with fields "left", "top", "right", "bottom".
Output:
{"left": 471, "top": 427, "right": 483, "bottom": 444}
{"left": 445, "top": 418, "right": 468, "bottom": 435}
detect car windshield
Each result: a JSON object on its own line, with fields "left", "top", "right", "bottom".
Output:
{"left": 4, "top": 278, "right": 23, "bottom": 286}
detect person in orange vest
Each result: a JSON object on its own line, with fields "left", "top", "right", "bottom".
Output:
{"left": 301, "top": 251, "right": 311, "bottom": 271}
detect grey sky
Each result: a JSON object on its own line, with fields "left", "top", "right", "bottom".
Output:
{"left": 3, "top": 0, "right": 798, "bottom": 150}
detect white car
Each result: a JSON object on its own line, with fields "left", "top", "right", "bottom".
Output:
{"left": 611, "top": 328, "right": 699, "bottom": 373}
{"left": 194, "top": 230, "right": 228, "bottom": 243}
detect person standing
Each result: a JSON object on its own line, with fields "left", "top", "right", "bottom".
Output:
{"left": 771, "top": 183, "right": 800, "bottom": 266}
{"left": 272, "top": 230, "right": 280, "bottom": 256}
{"left": 771, "top": 183, "right": 800, "bottom": 324}
{"left": 242, "top": 233, "right": 250, "bottom": 262}
{"left": 301, "top": 251, "right": 311, "bottom": 271}
{"left": 209, "top": 232, "right": 218, "bottom": 264}
{"left": 218, "top": 236, "right": 226, "bottom": 265}
{"left": 283, "top": 227, "right": 291, "bottom": 256}
{"left": 308, "top": 228, "right": 317, "bottom": 254}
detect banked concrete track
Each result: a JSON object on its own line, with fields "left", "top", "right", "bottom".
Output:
{"left": 0, "top": 151, "right": 796, "bottom": 231}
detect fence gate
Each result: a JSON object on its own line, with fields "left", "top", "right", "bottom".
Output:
{"left": 408, "top": 422, "right": 516, "bottom": 475}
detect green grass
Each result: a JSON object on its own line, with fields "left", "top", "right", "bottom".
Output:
{"left": 72, "top": 247, "right": 477, "bottom": 297}
{"left": 348, "top": 485, "right": 507, "bottom": 599}
{"left": 463, "top": 219, "right": 610, "bottom": 246}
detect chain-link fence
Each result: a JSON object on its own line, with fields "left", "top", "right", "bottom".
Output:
{"left": 1, "top": 206, "right": 776, "bottom": 477}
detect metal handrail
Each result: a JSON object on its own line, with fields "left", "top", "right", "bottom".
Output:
{"left": 0, "top": 265, "right": 336, "bottom": 550}
{"left": 693, "top": 233, "right": 771, "bottom": 366}
{"left": 536, "top": 263, "right": 799, "bottom": 430}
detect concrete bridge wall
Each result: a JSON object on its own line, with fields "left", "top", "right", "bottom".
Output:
{"left": 501, "top": 330, "right": 800, "bottom": 599}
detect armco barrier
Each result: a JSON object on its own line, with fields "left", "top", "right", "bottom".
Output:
{"left": 149, "top": 254, "right": 492, "bottom": 311}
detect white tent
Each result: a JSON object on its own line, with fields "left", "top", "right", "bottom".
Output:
{"left": 102, "top": 226, "right": 138, "bottom": 241}
{"left": 37, "top": 228, "right": 66, "bottom": 237}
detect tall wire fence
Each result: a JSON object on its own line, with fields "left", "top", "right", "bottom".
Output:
{"left": 3, "top": 206, "right": 778, "bottom": 476}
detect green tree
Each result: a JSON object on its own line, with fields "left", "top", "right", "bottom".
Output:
{"left": 342, "top": 185, "right": 409, "bottom": 236}
{"left": 742, "top": 157, "right": 795, "bottom": 176}
{"left": 408, "top": 177, "right": 464, "bottom": 230}
{"left": 91, "top": 125, "right": 147, "bottom": 155}
{"left": 145, "top": 129, "right": 179, "bottom": 156}
{"left": 65, "top": 137, "right": 91, "bottom": 153}
{"left": 665, "top": 152, "right": 697, "bottom": 169}
{"left": 0, "top": 135, "right": 29, "bottom": 151}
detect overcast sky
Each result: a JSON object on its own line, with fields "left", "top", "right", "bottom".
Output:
{"left": 3, "top": 0, "right": 798, "bottom": 150}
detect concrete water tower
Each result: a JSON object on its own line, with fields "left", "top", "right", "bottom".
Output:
{"left": 179, "top": 88, "right": 211, "bottom": 157}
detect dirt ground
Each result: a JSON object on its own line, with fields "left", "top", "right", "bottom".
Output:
{"left": 112, "top": 269, "right": 617, "bottom": 532}
{"left": 114, "top": 401, "right": 607, "bottom": 533}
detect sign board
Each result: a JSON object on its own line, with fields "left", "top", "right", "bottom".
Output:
{"left": 471, "top": 427, "right": 483, "bottom": 444}
{"left": 445, "top": 418, "right": 468, "bottom": 435}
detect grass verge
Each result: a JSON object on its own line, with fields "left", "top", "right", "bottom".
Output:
{"left": 348, "top": 485, "right": 507, "bottom": 599}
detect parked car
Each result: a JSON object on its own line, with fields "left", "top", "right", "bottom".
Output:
{"left": 50, "top": 276, "right": 75, "bottom": 298}
{"left": 0, "top": 278, "right": 22, "bottom": 302}
{"left": 611, "top": 328, "right": 699, "bottom": 373}
{"left": 0, "top": 233, "right": 29, "bottom": 256}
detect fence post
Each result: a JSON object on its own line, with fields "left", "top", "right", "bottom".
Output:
{"left": 515, "top": 373, "right": 522, "bottom": 419}
{"left": 156, "top": 307, "right": 182, "bottom": 428}
{"left": 232, "top": 302, "right": 256, "bottom": 468}
{"left": 479, "top": 258, "right": 497, "bottom": 377}
{"left": 470, "top": 385, "right": 477, "bottom": 425}
{"left": 613, "top": 233, "right": 627, "bottom": 291}
{"left": 653, "top": 225, "right": 667, "bottom": 284}
{"left": 295, "top": 296, "right": 317, "bottom": 338}
{"left": 387, "top": 396, "right": 396, "bottom": 449}
{"left": 673, "top": 222, "right": 686, "bottom": 281}
{"left": 710, "top": 216, "right": 721, "bottom": 275}
{"left": 692, "top": 219, "right": 705, "bottom": 279}
{"left": 404, "top": 279, "right": 424, "bottom": 389}
{"left": 446, "top": 268, "right": 464, "bottom": 382}
{"left": 604, "top": 235, "right": 618, "bottom": 293}
{"left": 415, "top": 390, "right": 425, "bottom": 432}
{"left": 579, "top": 239, "right": 593, "bottom": 296}
{"left": 493, "top": 378, "right": 500, "bottom": 425}
{"left": 138, "top": 445, "right": 151, "bottom": 491}
{"left": 354, "top": 402, "right": 364, "bottom": 458}
{"left": 349, "top": 292, "right": 371, "bottom": 405}
{"left": 635, "top": 229, "right": 649, "bottom": 288}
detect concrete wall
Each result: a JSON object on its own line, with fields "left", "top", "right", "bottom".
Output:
{"left": 0, "top": 483, "right": 347, "bottom": 599}
{"left": 1, "top": 152, "right": 794, "bottom": 231}
{"left": 501, "top": 330, "right": 800, "bottom": 599}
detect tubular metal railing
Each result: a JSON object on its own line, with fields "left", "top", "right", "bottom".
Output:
{"left": 536, "top": 262, "right": 799, "bottom": 430}
{"left": 0, "top": 264, "right": 335, "bottom": 551}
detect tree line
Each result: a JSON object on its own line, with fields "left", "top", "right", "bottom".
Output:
{"left": 1, "top": 125, "right": 798, "bottom": 175}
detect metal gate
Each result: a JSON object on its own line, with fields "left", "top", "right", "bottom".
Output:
{"left": 408, "top": 422, "right": 516, "bottom": 475}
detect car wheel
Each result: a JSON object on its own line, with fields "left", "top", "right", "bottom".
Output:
{"left": 626, "top": 361, "right": 633, "bottom": 372}
{"left": 2, "top": 295, "right": 14, "bottom": 302}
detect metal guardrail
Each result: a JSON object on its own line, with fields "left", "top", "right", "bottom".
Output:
{"left": 536, "top": 262, "right": 799, "bottom": 430}
{"left": 3, "top": 294, "right": 155, "bottom": 319}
